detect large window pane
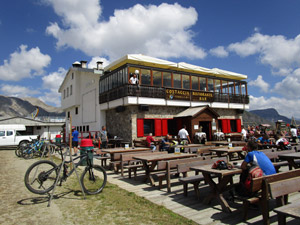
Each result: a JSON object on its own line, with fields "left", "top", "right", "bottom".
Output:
{"left": 173, "top": 73, "right": 181, "bottom": 88}
{"left": 182, "top": 75, "right": 190, "bottom": 89}
{"left": 163, "top": 72, "right": 172, "bottom": 87}
{"left": 153, "top": 70, "right": 162, "bottom": 86}
{"left": 123, "top": 68, "right": 128, "bottom": 85}
{"left": 200, "top": 77, "right": 206, "bottom": 91}
{"left": 207, "top": 79, "right": 214, "bottom": 92}
{"left": 129, "top": 67, "right": 140, "bottom": 83}
{"left": 141, "top": 69, "right": 151, "bottom": 85}
{"left": 230, "top": 120, "right": 237, "bottom": 132}
{"left": 241, "top": 83, "right": 246, "bottom": 95}
{"left": 222, "top": 81, "right": 228, "bottom": 93}
{"left": 191, "top": 76, "right": 199, "bottom": 90}
{"left": 215, "top": 80, "right": 221, "bottom": 93}
{"left": 235, "top": 82, "right": 240, "bottom": 95}
{"left": 144, "top": 119, "right": 154, "bottom": 135}
{"left": 228, "top": 81, "right": 234, "bottom": 94}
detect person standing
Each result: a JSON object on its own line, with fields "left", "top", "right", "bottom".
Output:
{"left": 99, "top": 126, "right": 108, "bottom": 149}
{"left": 72, "top": 126, "right": 79, "bottom": 156}
{"left": 290, "top": 125, "right": 298, "bottom": 142}
{"left": 129, "top": 70, "right": 139, "bottom": 85}
{"left": 241, "top": 126, "right": 247, "bottom": 142}
{"left": 178, "top": 125, "right": 191, "bottom": 144}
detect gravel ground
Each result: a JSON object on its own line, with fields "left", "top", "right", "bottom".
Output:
{"left": 0, "top": 150, "right": 97, "bottom": 225}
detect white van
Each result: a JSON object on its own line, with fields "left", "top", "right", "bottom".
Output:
{"left": 0, "top": 124, "right": 38, "bottom": 146}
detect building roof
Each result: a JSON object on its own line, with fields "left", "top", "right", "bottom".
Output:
{"left": 105, "top": 54, "right": 247, "bottom": 80}
{"left": 174, "top": 105, "right": 219, "bottom": 118}
{"left": 0, "top": 116, "right": 65, "bottom": 126}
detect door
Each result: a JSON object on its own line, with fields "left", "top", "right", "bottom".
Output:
{"left": 199, "top": 121, "right": 212, "bottom": 140}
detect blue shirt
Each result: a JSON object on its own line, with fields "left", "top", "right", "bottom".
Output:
{"left": 244, "top": 151, "right": 276, "bottom": 175}
{"left": 72, "top": 130, "right": 79, "bottom": 142}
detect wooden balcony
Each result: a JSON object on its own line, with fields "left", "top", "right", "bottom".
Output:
{"left": 99, "top": 84, "right": 249, "bottom": 105}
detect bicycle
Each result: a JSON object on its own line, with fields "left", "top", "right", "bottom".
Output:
{"left": 24, "top": 144, "right": 107, "bottom": 195}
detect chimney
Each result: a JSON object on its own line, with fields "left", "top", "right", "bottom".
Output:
{"left": 80, "top": 60, "right": 87, "bottom": 68}
{"left": 72, "top": 61, "right": 81, "bottom": 68}
{"left": 97, "top": 61, "right": 103, "bottom": 70}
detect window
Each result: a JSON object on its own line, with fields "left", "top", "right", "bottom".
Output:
{"left": 67, "top": 87, "right": 69, "bottom": 97}
{"left": 7, "top": 131, "right": 13, "bottom": 136}
{"left": 228, "top": 81, "right": 234, "bottom": 94}
{"left": 182, "top": 75, "right": 190, "bottom": 89}
{"left": 64, "top": 89, "right": 66, "bottom": 99}
{"left": 144, "top": 119, "right": 155, "bottom": 135}
{"left": 0, "top": 131, "right": 5, "bottom": 136}
{"left": 87, "top": 125, "right": 89, "bottom": 132}
{"left": 67, "top": 111, "right": 70, "bottom": 118}
{"left": 230, "top": 120, "right": 237, "bottom": 132}
{"left": 72, "top": 73, "right": 74, "bottom": 79}
{"left": 70, "top": 85, "right": 72, "bottom": 95}
{"left": 241, "top": 83, "right": 247, "bottom": 95}
{"left": 200, "top": 77, "right": 206, "bottom": 91}
{"left": 222, "top": 81, "right": 228, "bottom": 93}
{"left": 163, "top": 72, "right": 172, "bottom": 87}
{"left": 141, "top": 69, "right": 151, "bottom": 85}
{"left": 129, "top": 67, "right": 140, "bottom": 83}
{"left": 75, "top": 107, "right": 78, "bottom": 115}
{"left": 191, "top": 76, "right": 199, "bottom": 90}
{"left": 36, "top": 126, "right": 41, "bottom": 130}
{"left": 173, "top": 73, "right": 181, "bottom": 88}
{"left": 207, "top": 79, "right": 214, "bottom": 92}
{"left": 235, "top": 82, "right": 240, "bottom": 95}
{"left": 137, "top": 118, "right": 169, "bottom": 137}
{"left": 153, "top": 70, "right": 161, "bottom": 86}
{"left": 215, "top": 80, "right": 221, "bottom": 93}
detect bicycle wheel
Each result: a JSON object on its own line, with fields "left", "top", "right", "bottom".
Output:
{"left": 80, "top": 165, "right": 107, "bottom": 195}
{"left": 24, "top": 160, "right": 58, "bottom": 195}
{"left": 15, "top": 146, "right": 23, "bottom": 157}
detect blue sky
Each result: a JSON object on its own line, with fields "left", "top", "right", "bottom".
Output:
{"left": 1, "top": 0, "right": 300, "bottom": 118}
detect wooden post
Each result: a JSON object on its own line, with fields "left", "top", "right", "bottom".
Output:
{"left": 69, "top": 115, "right": 72, "bottom": 155}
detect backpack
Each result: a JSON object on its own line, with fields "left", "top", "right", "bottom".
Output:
{"left": 244, "top": 166, "right": 263, "bottom": 192}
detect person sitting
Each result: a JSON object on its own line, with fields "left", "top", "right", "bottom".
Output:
{"left": 236, "top": 140, "right": 276, "bottom": 197}
{"left": 146, "top": 133, "right": 157, "bottom": 152}
{"left": 161, "top": 134, "right": 174, "bottom": 152}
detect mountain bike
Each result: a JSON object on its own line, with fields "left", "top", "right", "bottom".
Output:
{"left": 24, "top": 144, "right": 107, "bottom": 195}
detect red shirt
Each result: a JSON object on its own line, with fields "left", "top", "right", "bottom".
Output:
{"left": 146, "top": 136, "right": 154, "bottom": 147}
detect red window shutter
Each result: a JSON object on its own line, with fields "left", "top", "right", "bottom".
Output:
{"left": 236, "top": 119, "right": 241, "bottom": 133}
{"left": 162, "top": 119, "right": 168, "bottom": 136}
{"left": 137, "top": 119, "right": 144, "bottom": 137}
{"left": 155, "top": 119, "right": 162, "bottom": 136}
{"left": 221, "top": 119, "right": 228, "bottom": 133}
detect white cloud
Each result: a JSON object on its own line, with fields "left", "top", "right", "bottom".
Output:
{"left": 45, "top": 1, "right": 206, "bottom": 60}
{"left": 0, "top": 84, "right": 40, "bottom": 97}
{"left": 250, "top": 95, "right": 300, "bottom": 118}
{"left": 40, "top": 67, "right": 67, "bottom": 106}
{"left": 228, "top": 32, "right": 300, "bottom": 75}
{"left": 248, "top": 75, "right": 270, "bottom": 93}
{"left": 0, "top": 45, "right": 51, "bottom": 81}
{"left": 87, "top": 57, "right": 110, "bottom": 69}
{"left": 272, "top": 68, "right": 300, "bottom": 99}
{"left": 209, "top": 46, "right": 228, "bottom": 58}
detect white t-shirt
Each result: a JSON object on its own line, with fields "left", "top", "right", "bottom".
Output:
{"left": 130, "top": 76, "right": 138, "bottom": 84}
{"left": 241, "top": 128, "right": 247, "bottom": 137}
{"left": 178, "top": 128, "right": 189, "bottom": 139}
{"left": 291, "top": 128, "right": 297, "bottom": 137}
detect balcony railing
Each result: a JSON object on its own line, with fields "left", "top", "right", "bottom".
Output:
{"left": 99, "top": 84, "right": 249, "bottom": 105}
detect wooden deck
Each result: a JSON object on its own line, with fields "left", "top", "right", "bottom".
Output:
{"left": 94, "top": 159, "right": 300, "bottom": 225}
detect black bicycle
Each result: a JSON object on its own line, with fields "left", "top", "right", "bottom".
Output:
{"left": 24, "top": 144, "right": 107, "bottom": 195}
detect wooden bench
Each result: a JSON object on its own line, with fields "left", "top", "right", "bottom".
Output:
{"left": 150, "top": 156, "right": 204, "bottom": 192}
{"left": 110, "top": 150, "right": 151, "bottom": 173}
{"left": 120, "top": 151, "right": 168, "bottom": 178}
{"left": 94, "top": 149, "right": 110, "bottom": 167}
{"left": 177, "top": 156, "right": 227, "bottom": 199}
{"left": 236, "top": 169, "right": 300, "bottom": 223}
{"left": 273, "top": 201, "right": 300, "bottom": 225}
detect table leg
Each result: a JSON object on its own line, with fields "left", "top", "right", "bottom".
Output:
{"left": 287, "top": 159, "right": 299, "bottom": 169}
{"left": 141, "top": 161, "right": 157, "bottom": 186}
{"left": 202, "top": 172, "right": 233, "bottom": 213}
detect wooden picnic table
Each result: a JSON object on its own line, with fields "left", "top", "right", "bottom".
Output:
{"left": 209, "top": 146, "right": 244, "bottom": 161}
{"left": 102, "top": 147, "right": 151, "bottom": 161}
{"left": 133, "top": 153, "right": 197, "bottom": 185}
{"left": 190, "top": 164, "right": 242, "bottom": 213}
{"left": 170, "top": 144, "right": 204, "bottom": 153}
{"left": 209, "top": 141, "right": 246, "bottom": 147}
{"left": 278, "top": 152, "right": 300, "bottom": 169}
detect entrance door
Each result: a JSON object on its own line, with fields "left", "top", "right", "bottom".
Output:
{"left": 199, "top": 121, "right": 211, "bottom": 140}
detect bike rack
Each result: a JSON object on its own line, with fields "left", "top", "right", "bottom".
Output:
{"left": 47, "top": 147, "right": 86, "bottom": 207}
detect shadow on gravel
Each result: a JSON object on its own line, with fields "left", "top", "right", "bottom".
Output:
{"left": 17, "top": 190, "right": 83, "bottom": 206}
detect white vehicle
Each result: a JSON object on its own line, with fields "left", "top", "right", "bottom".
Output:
{"left": 0, "top": 124, "right": 38, "bottom": 146}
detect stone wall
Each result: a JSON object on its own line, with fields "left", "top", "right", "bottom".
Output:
{"left": 106, "top": 105, "right": 186, "bottom": 143}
